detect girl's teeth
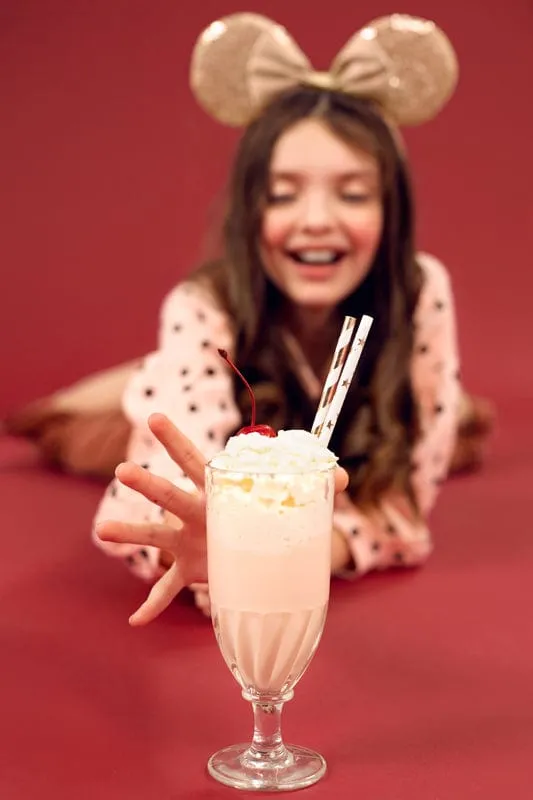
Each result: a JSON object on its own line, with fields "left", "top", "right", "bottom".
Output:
{"left": 293, "top": 250, "right": 339, "bottom": 265}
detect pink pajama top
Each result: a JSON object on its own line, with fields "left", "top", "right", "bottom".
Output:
{"left": 93, "top": 253, "right": 460, "bottom": 587}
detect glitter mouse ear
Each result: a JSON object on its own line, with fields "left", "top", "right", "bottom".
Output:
{"left": 190, "top": 12, "right": 459, "bottom": 129}
{"left": 189, "top": 12, "right": 308, "bottom": 127}
{"left": 331, "top": 15, "right": 459, "bottom": 126}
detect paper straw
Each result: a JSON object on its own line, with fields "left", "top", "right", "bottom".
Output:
{"left": 314, "top": 314, "right": 373, "bottom": 447}
{"left": 311, "top": 315, "right": 357, "bottom": 439}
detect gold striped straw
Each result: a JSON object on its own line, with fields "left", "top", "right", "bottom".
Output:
{"left": 311, "top": 315, "right": 357, "bottom": 439}
{"left": 312, "top": 314, "right": 373, "bottom": 446}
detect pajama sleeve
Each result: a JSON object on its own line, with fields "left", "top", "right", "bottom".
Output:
{"left": 333, "top": 253, "right": 461, "bottom": 575}
{"left": 92, "top": 282, "right": 241, "bottom": 581}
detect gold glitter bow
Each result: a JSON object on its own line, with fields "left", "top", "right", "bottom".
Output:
{"left": 190, "top": 13, "right": 459, "bottom": 128}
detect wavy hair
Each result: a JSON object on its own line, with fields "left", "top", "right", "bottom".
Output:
{"left": 193, "top": 86, "right": 423, "bottom": 511}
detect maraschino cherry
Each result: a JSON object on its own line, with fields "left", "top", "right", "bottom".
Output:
{"left": 218, "top": 349, "right": 277, "bottom": 437}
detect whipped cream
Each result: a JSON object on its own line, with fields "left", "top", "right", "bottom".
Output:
{"left": 207, "top": 430, "right": 336, "bottom": 551}
{"left": 210, "top": 429, "right": 338, "bottom": 474}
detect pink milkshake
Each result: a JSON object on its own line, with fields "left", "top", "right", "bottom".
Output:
{"left": 205, "top": 429, "right": 336, "bottom": 791}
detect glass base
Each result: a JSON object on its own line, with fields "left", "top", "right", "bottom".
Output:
{"left": 207, "top": 742, "right": 326, "bottom": 792}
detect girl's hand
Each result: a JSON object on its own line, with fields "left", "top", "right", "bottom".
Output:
{"left": 96, "top": 413, "right": 207, "bottom": 625}
{"left": 96, "top": 413, "right": 348, "bottom": 626}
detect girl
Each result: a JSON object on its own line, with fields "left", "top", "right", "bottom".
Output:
{"left": 6, "top": 14, "right": 493, "bottom": 620}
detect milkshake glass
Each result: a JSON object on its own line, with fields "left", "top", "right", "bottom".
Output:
{"left": 205, "top": 429, "right": 336, "bottom": 792}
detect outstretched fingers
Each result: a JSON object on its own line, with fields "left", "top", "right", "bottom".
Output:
{"left": 95, "top": 519, "right": 181, "bottom": 551}
{"left": 114, "top": 462, "right": 205, "bottom": 526}
{"left": 334, "top": 466, "right": 349, "bottom": 493}
{"left": 128, "top": 561, "right": 185, "bottom": 626}
{"left": 148, "top": 413, "right": 207, "bottom": 489}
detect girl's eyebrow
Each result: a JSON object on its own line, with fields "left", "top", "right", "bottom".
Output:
{"left": 269, "top": 169, "right": 378, "bottom": 181}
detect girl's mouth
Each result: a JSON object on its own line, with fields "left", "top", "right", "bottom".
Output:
{"left": 286, "top": 249, "right": 346, "bottom": 266}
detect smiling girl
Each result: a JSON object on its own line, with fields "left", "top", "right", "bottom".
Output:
{"left": 6, "top": 14, "right": 494, "bottom": 619}
{"left": 93, "top": 67, "right": 461, "bottom": 613}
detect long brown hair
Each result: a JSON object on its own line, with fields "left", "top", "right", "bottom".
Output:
{"left": 193, "top": 86, "right": 423, "bottom": 512}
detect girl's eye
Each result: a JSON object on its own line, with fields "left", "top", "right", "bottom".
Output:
{"left": 267, "top": 194, "right": 295, "bottom": 205}
{"left": 341, "top": 193, "right": 371, "bottom": 204}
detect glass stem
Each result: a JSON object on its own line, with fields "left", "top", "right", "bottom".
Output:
{"left": 247, "top": 701, "right": 289, "bottom": 764}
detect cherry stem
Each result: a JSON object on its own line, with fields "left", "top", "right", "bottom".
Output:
{"left": 218, "top": 349, "right": 256, "bottom": 427}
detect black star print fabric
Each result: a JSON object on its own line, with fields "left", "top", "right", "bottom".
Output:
{"left": 92, "top": 282, "right": 241, "bottom": 582}
{"left": 332, "top": 253, "right": 460, "bottom": 577}
{"left": 93, "top": 253, "right": 460, "bottom": 592}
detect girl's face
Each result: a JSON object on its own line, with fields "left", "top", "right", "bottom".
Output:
{"left": 261, "top": 118, "right": 383, "bottom": 311}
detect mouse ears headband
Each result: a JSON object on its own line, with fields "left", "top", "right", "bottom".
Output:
{"left": 190, "top": 13, "right": 458, "bottom": 128}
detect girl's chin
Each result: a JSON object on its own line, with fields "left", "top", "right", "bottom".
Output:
{"left": 284, "top": 284, "right": 350, "bottom": 309}
{"left": 292, "top": 263, "right": 343, "bottom": 282}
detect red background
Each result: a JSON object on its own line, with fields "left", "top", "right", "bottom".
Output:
{"left": 1, "top": 4, "right": 533, "bottom": 799}
{"left": 1, "top": 0, "right": 531, "bottom": 415}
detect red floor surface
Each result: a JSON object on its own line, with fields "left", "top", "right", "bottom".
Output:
{"left": 1, "top": 399, "right": 532, "bottom": 799}
{"left": 1, "top": 1, "right": 532, "bottom": 798}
